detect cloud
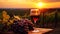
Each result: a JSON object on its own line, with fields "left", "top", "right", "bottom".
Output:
{"left": 0, "top": 0, "right": 60, "bottom": 8}
{"left": 0, "top": 0, "right": 60, "bottom": 2}
{"left": 41, "top": 0, "right": 60, "bottom": 2}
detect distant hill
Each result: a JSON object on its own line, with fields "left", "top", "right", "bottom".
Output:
{"left": 0, "top": 8, "right": 30, "bottom": 16}
{"left": 0, "top": 8, "right": 60, "bottom": 16}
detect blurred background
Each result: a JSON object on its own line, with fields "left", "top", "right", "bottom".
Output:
{"left": 0, "top": 8, "right": 60, "bottom": 28}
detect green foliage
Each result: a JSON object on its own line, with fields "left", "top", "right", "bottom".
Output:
{"left": 57, "top": 12, "right": 60, "bottom": 22}
{"left": 0, "top": 13, "right": 2, "bottom": 19}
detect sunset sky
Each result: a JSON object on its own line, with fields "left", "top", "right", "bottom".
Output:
{"left": 0, "top": 0, "right": 60, "bottom": 8}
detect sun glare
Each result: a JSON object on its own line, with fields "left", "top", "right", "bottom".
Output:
{"left": 36, "top": 2, "right": 46, "bottom": 8}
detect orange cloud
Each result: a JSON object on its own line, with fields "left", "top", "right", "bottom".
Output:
{"left": 0, "top": 0, "right": 60, "bottom": 8}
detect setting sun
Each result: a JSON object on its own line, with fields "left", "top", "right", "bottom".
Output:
{"left": 36, "top": 2, "right": 46, "bottom": 8}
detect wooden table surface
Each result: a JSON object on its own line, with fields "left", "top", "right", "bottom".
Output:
{"left": 28, "top": 28, "right": 53, "bottom": 34}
